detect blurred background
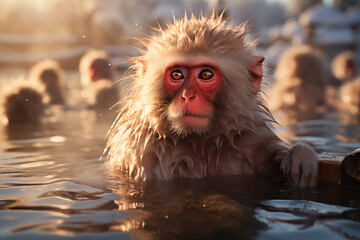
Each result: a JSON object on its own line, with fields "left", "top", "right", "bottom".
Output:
{"left": 0, "top": 0, "right": 359, "bottom": 70}
{"left": 0, "top": 0, "right": 360, "bottom": 126}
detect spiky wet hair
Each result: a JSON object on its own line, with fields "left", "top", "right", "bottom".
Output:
{"left": 120, "top": 14, "right": 266, "bottom": 136}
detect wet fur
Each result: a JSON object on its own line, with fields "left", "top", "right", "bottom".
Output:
{"left": 105, "top": 15, "right": 319, "bottom": 187}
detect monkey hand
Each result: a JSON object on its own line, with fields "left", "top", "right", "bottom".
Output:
{"left": 279, "top": 143, "right": 319, "bottom": 187}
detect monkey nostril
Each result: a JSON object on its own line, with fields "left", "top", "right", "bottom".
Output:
{"left": 182, "top": 94, "right": 196, "bottom": 102}
{"left": 181, "top": 93, "right": 186, "bottom": 101}
{"left": 181, "top": 90, "right": 196, "bottom": 101}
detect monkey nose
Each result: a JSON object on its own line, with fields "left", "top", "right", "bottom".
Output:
{"left": 181, "top": 90, "right": 195, "bottom": 102}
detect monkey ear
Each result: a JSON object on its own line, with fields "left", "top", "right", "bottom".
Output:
{"left": 136, "top": 59, "right": 147, "bottom": 78}
{"left": 249, "top": 56, "right": 265, "bottom": 92}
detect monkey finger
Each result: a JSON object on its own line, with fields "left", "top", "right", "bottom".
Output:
{"left": 301, "top": 159, "right": 319, "bottom": 187}
{"left": 289, "top": 156, "right": 303, "bottom": 185}
{"left": 309, "top": 169, "right": 318, "bottom": 187}
{"left": 290, "top": 165, "right": 301, "bottom": 186}
{"left": 280, "top": 153, "right": 292, "bottom": 176}
{"left": 298, "top": 161, "right": 319, "bottom": 187}
{"left": 298, "top": 169, "right": 310, "bottom": 188}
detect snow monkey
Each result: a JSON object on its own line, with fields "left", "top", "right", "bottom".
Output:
{"left": 79, "top": 49, "right": 118, "bottom": 110}
{"left": 29, "top": 59, "right": 65, "bottom": 105}
{"left": 105, "top": 14, "right": 319, "bottom": 187}
{"left": 79, "top": 49, "right": 114, "bottom": 87}
{"left": 331, "top": 50, "right": 356, "bottom": 82}
{"left": 0, "top": 81, "right": 44, "bottom": 125}
{"left": 269, "top": 45, "right": 327, "bottom": 114}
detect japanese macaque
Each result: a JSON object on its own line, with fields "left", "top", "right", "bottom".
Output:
{"left": 29, "top": 59, "right": 65, "bottom": 105}
{"left": 331, "top": 50, "right": 356, "bottom": 82}
{"left": 79, "top": 49, "right": 118, "bottom": 110}
{"left": 105, "top": 15, "right": 319, "bottom": 187}
{"left": 0, "top": 81, "right": 44, "bottom": 125}
{"left": 268, "top": 45, "right": 327, "bottom": 115}
{"left": 79, "top": 49, "right": 114, "bottom": 87}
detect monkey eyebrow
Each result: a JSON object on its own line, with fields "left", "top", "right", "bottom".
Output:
{"left": 168, "top": 65, "right": 185, "bottom": 70}
{"left": 167, "top": 61, "right": 218, "bottom": 67}
{"left": 198, "top": 64, "right": 216, "bottom": 69}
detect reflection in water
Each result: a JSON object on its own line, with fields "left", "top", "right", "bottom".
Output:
{"left": 0, "top": 107, "right": 359, "bottom": 239}
{"left": 108, "top": 175, "right": 271, "bottom": 239}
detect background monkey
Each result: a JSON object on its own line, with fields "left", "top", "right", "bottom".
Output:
{"left": 331, "top": 50, "right": 356, "bottom": 83}
{"left": 0, "top": 81, "right": 44, "bottom": 125}
{"left": 79, "top": 49, "right": 119, "bottom": 111}
{"left": 29, "top": 59, "right": 65, "bottom": 105}
{"left": 79, "top": 49, "right": 114, "bottom": 87}
{"left": 105, "top": 14, "right": 319, "bottom": 187}
{"left": 268, "top": 45, "right": 327, "bottom": 116}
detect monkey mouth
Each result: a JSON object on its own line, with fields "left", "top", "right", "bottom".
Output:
{"left": 180, "top": 112, "right": 210, "bottom": 129}
{"left": 183, "top": 112, "right": 208, "bottom": 118}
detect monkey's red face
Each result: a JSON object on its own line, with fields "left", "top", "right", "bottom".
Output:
{"left": 164, "top": 62, "right": 222, "bottom": 134}
{"left": 90, "top": 64, "right": 100, "bottom": 82}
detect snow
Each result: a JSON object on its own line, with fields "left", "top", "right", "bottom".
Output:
{"left": 297, "top": 4, "right": 358, "bottom": 45}
{"left": 313, "top": 27, "right": 355, "bottom": 45}
{"left": 261, "top": 4, "right": 360, "bottom": 51}
{"left": 299, "top": 4, "right": 351, "bottom": 27}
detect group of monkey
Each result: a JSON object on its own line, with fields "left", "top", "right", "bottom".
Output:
{"left": 0, "top": 49, "right": 118, "bottom": 125}
{"left": 0, "top": 14, "right": 359, "bottom": 188}
{"left": 270, "top": 45, "right": 359, "bottom": 119}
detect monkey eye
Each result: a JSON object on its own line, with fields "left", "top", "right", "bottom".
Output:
{"left": 171, "top": 70, "right": 184, "bottom": 81}
{"left": 199, "top": 69, "right": 214, "bottom": 81}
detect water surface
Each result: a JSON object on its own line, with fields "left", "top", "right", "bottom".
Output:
{"left": 0, "top": 106, "right": 359, "bottom": 239}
